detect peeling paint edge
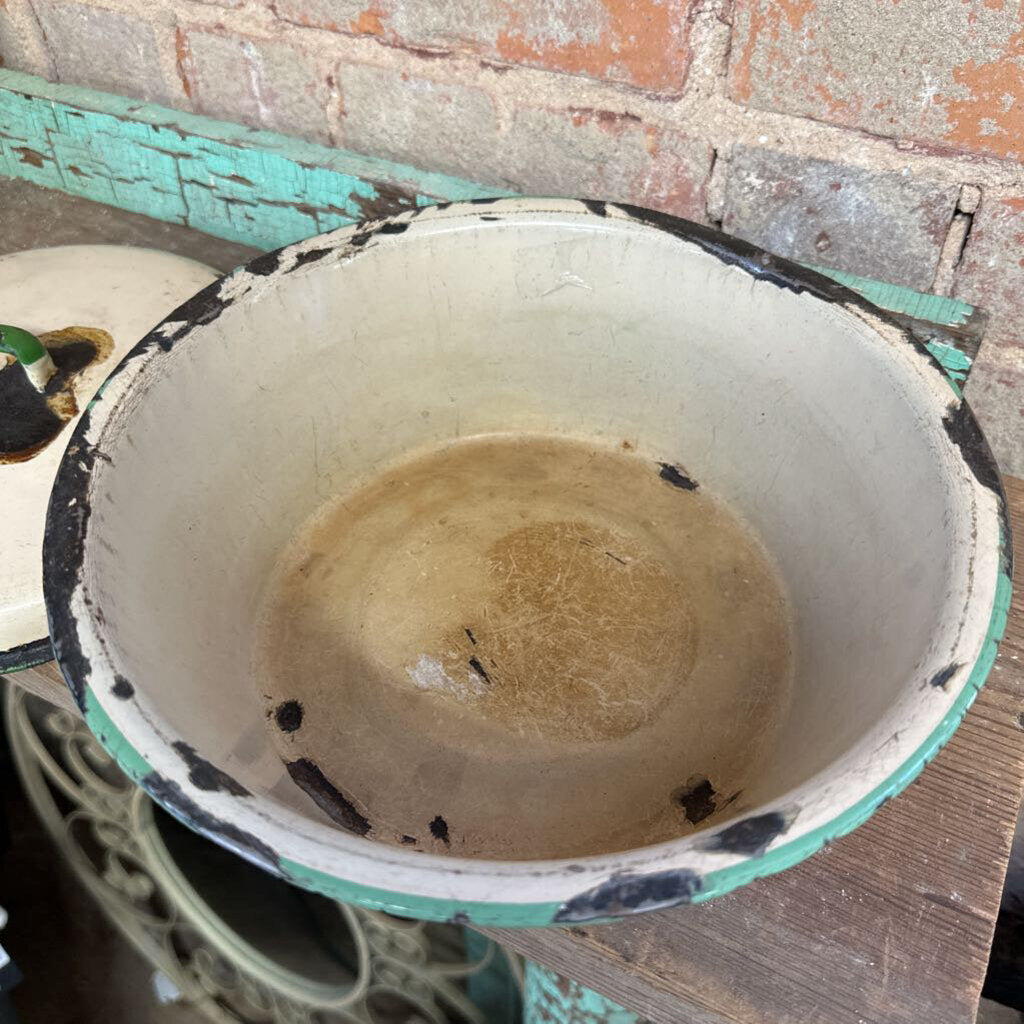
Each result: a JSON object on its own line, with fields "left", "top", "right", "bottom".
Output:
{"left": 805, "top": 263, "right": 977, "bottom": 328}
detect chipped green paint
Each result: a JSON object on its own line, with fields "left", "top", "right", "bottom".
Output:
{"left": 0, "top": 69, "right": 508, "bottom": 250}
{"left": 808, "top": 264, "right": 976, "bottom": 326}
{"left": 926, "top": 340, "right": 972, "bottom": 390}
{"left": 523, "top": 961, "right": 640, "bottom": 1024}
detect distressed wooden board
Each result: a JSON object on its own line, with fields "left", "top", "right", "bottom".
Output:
{"left": 7, "top": 661, "right": 77, "bottom": 716}
{"left": 481, "top": 475, "right": 1024, "bottom": 1024}
{"left": 0, "top": 69, "right": 506, "bottom": 251}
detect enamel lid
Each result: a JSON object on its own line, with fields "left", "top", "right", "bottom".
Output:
{"left": 0, "top": 245, "right": 217, "bottom": 670}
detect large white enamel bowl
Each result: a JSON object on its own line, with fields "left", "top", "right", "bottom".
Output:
{"left": 43, "top": 199, "right": 1011, "bottom": 926}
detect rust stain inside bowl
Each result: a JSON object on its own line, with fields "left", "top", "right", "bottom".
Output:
{"left": 255, "top": 435, "right": 794, "bottom": 859}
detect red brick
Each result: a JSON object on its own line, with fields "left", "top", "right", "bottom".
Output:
{"left": 0, "top": 0, "right": 51, "bottom": 77}
{"left": 958, "top": 342, "right": 1024, "bottom": 477}
{"left": 276, "top": 0, "right": 696, "bottom": 93}
{"left": 954, "top": 195, "right": 1024, "bottom": 476}
{"left": 722, "top": 146, "right": 957, "bottom": 291}
{"left": 498, "top": 106, "right": 712, "bottom": 220}
{"left": 729, "top": 0, "right": 1024, "bottom": 161}
{"left": 32, "top": 1, "right": 170, "bottom": 105}
{"left": 337, "top": 63, "right": 712, "bottom": 219}
{"left": 181, "top": 30, "right": 332, "bottom": 144}
{"left": 337, "top": 63, "right": 500, "bottom": 179}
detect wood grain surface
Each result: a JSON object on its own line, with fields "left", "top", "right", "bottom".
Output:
{"left": 8, "top": 660, "right": 77, "bottom": 715}
{"left": 482, "top": 477, "right": 1024, "bottom": 1024}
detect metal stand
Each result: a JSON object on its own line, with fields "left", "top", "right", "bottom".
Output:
{"left": 3, "top": 682, "right": 519, "bottom": 1023}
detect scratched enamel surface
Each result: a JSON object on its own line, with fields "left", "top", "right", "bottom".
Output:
{"left": 255, "top": 433, "right": 794, "bottom": 860}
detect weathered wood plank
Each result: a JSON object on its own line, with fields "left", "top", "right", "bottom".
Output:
{"left": 482, "top": 476, "right": 1024, "bottom": 1024}
{"left": 0, "top": 69, "right": 507, "bottom": 250}
{"left": 6, "top": 661, "right": 77, "bottom": 716}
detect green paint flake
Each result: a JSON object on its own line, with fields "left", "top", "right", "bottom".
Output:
{"left": 523, "top": 961, "right": 640, "bottom": 1023}
{"left": 926, "top": 340, "right": 971, "bottom": 392}
{"left": 808, "top": 263, "right": 976, "bottom": 326}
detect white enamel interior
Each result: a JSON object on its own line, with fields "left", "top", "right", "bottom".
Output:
{"left": 0, "top": 246, "right": 217, "bottom": 658}
{"left": 60, "top": 201, "right": 1001, "bottom": 904}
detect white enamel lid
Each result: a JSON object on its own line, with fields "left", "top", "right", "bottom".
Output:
{"left": 0, "top": 245, "right": 217, "bottom": 669}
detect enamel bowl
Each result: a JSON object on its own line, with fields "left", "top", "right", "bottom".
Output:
{"left": 43, "top": 199, "right": 1011, "bottom": 926}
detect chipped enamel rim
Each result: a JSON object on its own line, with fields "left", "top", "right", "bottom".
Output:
{"left": 43, "top": 199, "right": 1013, "bottom": 927}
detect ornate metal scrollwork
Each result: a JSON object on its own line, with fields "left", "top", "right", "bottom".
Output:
{"left": 4, "top": 684, "right": 519, "bottom": 1024}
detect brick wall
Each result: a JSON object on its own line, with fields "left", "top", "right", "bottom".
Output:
{"left": 2, "top": 0, "right": 1023, "bottom": 471}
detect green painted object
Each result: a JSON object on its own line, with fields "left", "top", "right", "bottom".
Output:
{"left": 465, "top": 928, "right": 521, "bottom": 1024}
{"left": 0, "top": 69, "right": 507, "bottom": 250}
{"left": 807, "top": 264, "right": 975, "bottom": 326}
{"left": 0, "top": 322, "right": 56, "bottom": 390}
{"left": 60, "top": 238, "right": 1010, "bottom": 928}
{"left": 0, "top": 323, "right": 46, "bottom": 365}
{"left": 523, "top": 962, "right": 640, "bottom": 1024}
{"left": 0, "top": 69, "right": 984, "bottom": 385}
